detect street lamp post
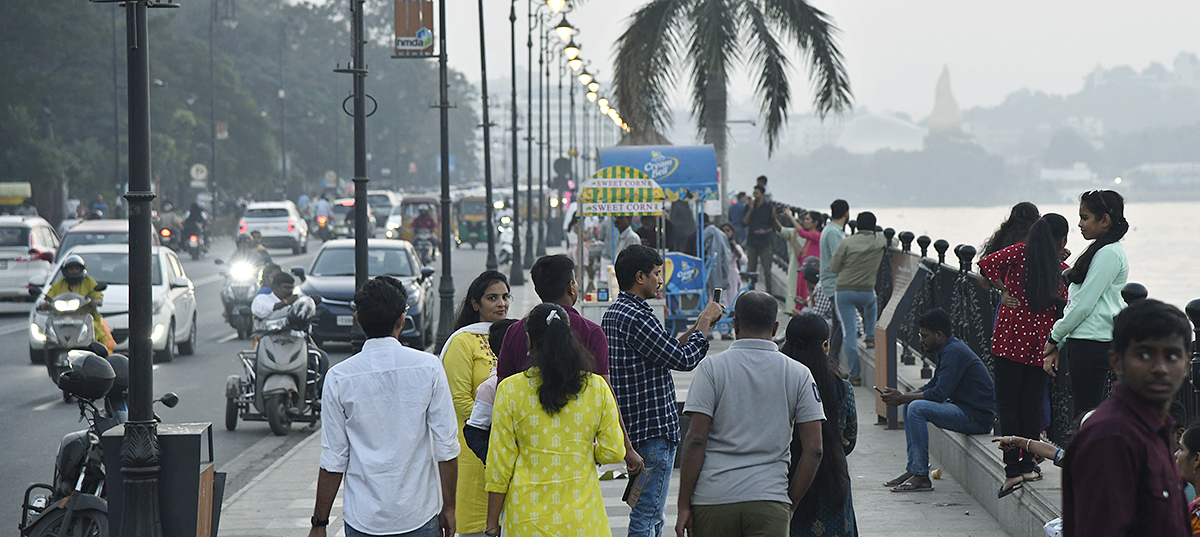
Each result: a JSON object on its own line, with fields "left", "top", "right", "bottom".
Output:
{"left": 435, "top": 0, "right": 456, "bottom": 346}
{"left": 523, "top": 0, "right": 536, "bottom": 268}
{"left": 477, "top": 0, "right": 498, "bottom": 271}
{"left": 536, "top": 17, "right": 546, "bottom": 256}
{"left": 507, "top": 1, "right": 525, "bottom": 286}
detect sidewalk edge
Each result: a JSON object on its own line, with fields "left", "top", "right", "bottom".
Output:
{"left": 221, "top": 430, "right": 321, "bottom": 510}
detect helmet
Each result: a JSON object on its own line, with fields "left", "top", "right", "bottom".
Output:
{"left": 61, "top": 255, "right": 87, "bottom": 285}
{"left": 58, "top": 350, "right": 115, "bottom": 401}
{"left": 104, "top": 353, "right": 129, "bottom": 396}
{"left": 288, "top": 296, "right": 317, "bottom": 327}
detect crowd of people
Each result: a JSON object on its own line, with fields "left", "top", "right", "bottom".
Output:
{"left": 301, "top": 186, "right": 1200, "bottom": 537}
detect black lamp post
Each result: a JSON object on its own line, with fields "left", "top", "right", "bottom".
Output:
{"left": 435, "top": 0, "right": 455, "bottom": 346}
{"left": 477, "top": 0, "right": 498, "bottom": 272}
{"left": 507, "top": 1, "right": 525, "bottom": 285}
{"left": 523, "top": 0, "right": 536, "bottom": 268}
{"left": 334, "top": 0, "right": 369, "bottom": 293}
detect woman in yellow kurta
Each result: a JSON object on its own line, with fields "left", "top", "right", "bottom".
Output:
{"left": 441, "top": 270, "right": 511, "bottom": 534}
{"left": 484, "top": 303, "right": 625, "bottom": 537}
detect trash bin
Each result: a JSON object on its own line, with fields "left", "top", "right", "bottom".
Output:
{"left": 102, "top": 422, "right": 225, "bottom": 537}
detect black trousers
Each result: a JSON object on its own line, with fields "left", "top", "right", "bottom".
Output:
{"left": 1067, "top": 338, "right": 1112, "bottom": 418}
{"left": 993, "top": 357, "right": 1047, "bottom": 477}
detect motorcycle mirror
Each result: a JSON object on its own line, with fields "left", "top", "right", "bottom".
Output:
{"left": 156, "top": 392, "right": 179, "bottom": 408}
{"left": 94, "top": 282, "right": 108, "bottom": 292}
{"left": 27, "top": 286, "right": 40, "bottom": 298}
{"left": 291, "top": 267, "right": 306, "bottom": 281}
{"left": 88, "top": 341, "right": 109, "bottom": 358}
{"left": 421, "top": 267, "right": 435, "bottom": 279}
{"left": 214, "top": 258, "right": 225, "bottom": 265}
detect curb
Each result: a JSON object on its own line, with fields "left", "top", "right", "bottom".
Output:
{"left": 221, "top": 430, "right": 321, "bottom": 510}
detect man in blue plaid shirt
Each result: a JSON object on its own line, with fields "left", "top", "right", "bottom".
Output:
{"left": 603, "top": 244, "right": 723, "bottom": 537}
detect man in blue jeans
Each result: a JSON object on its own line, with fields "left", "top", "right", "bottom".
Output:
{"left": 879, "top": 309, "right": 997, "bottom": 492}
{"left": 603, "top": 245, "right": 723, "bottom": 536}
{"left": 829, "top": 211, "right": 887, "bottom": 385}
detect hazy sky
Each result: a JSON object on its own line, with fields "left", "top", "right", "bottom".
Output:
{"left": 440, "top": 0, "right": 1200, "bottom": 120}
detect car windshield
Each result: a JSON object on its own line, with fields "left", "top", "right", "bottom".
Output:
{"left": 310, "top": 247, "right": 414, "bottom": 278}
{"left": 331, "top": 203, "right": 354, "bottom": 216}
{"left": 52, "top": 252, "right": 162, "bottom": 286}
{"left": 60, "top": 232, "right": 129, "bottom": 256}
{"left": 0, "top": 227, "right": 30, "bottom": 247}
{"left": 244, "top": 208, "right": 290, "bottom": 219}
{"left": 460, "top": 200, "right": 486, "bottom": 215}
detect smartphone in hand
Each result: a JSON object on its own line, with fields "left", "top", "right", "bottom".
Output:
{"left": 873, "top": 386, "right": 885, "bottom": 395}
{"left": 712, "top": 287, "right": 723, "bottom": 305}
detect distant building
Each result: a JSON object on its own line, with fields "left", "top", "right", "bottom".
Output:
{"left": 928, "top": 65, "right": 963, "bottom": 133}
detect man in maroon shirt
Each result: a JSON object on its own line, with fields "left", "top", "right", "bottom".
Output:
{"left": 495, "top": 254, "right": 643, "bottom": 474}
{"left": 1063, "top": 299, "right": 1192, "bottom": 537}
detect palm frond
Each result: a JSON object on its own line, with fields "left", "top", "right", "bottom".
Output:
{"left": 613, "top": 0, "right": 690, "bottom": 139}
{"left": 742, "top": 1, "right": 790, "bottom": 153}
{"left": 761, "top": 0, "right": 852, "bottom": 118}
{"left": 688, "top": 0, "right": 739, "bottom": 139}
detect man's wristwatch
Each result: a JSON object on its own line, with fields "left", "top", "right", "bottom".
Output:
{"left": 484, "top": 524, "right": 501, "bottom": 536}
{"left": 311, "top": 516, "right": 329, "bottom": 528}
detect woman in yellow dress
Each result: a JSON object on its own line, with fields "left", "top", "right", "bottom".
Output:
{"left": 484, "top": 303, "right": 625, "bottom": 537}
{"left": 440, "top": 270, "right": 511, "bottom": 535}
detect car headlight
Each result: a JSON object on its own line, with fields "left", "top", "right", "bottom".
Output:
{"left": 387, "top": 220, "right": 401, "bottom": 229}
{"left": 53, "top": 299, "right": 81, "bottom": 312}
{"left": 230, "top": 262, "right": 258, "bottom": 282}
{"left": 151, "top": 323, "right": 165, "bottom": 342}
{"left": 30, "top": 323, "right": 46, "bottom": 342}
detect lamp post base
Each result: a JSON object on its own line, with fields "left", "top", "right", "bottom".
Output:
{"left": 118, "top": 420, "right": 163, "bottom": 537}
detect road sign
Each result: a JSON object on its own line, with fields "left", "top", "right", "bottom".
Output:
{"left": 216, "top": 122, "right": 229, "bottom": 140}
{"left": 190, "top": 163, "right": 208, "bottom": 182}
{"left": 394, "top": 0, "right": 434, "bottom": 57}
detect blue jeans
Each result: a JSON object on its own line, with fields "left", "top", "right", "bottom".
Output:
{"left": 345, "top": 516, "right": 438, "bottom": 537}
{"left": 834, "top": 290, "right": 877, "bottom": 380}
{"left": 905, "top": 400, "right": 992, "bottom": 475}
{"left": 628, "top": 437, "right": 677, "bottom": 537}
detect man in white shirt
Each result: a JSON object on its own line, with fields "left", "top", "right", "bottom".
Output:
{"left": 251, "top": 271, "right": 297, "bottom": 321}
{"left": 308, "top": 276, "right": 460, "bottom": 537}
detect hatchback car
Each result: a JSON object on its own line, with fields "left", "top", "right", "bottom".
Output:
{"left": 238, "top": 201, "right": 309, "bottom": 254}
{"left": 366, "top": 190, "right": 401, "bottom": 229}
{"left": 297, "top": 239, "right": 434, "bottom": 349}
{"left": 0, "top": 216, "right": 59, "bottom": 300}
{"left": 29, "top": 244, "right": 198, "bottom": 363}
{"left": 330, "top": 199, "right": 376, "bottom": 238}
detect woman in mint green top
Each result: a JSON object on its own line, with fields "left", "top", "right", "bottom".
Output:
{"left": 1043, "top": 190, "right": 1129, "bottom": 416}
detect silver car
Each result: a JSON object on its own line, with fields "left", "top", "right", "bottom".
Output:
{"left": 238, "top": 201, "right": 309, "bottom": 254}
{"left": 0, "top": 216, "right": 60, "bottom": 300}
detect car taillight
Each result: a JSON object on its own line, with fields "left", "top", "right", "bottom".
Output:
{"left": 238, "top": 220, "right": 247, "bottom": 234}
{"left": 160, "top": 228, "right": 171, "bottom": 237}
{"left": 287, "top": 219, "right": 296, "bottom": 232}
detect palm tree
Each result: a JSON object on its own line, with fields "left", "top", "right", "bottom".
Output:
{"left": 613, "top": 0, "right": 852, "bottom": 179}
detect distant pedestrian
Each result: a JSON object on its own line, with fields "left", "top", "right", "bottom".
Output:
{"left": 981, "top": 202, "right": 1039, "bottom": 257}
{"left": 778, "top": 208, "right": 823, "bottom": 315}
{"left": 781, "top": 313, "right": 859, "bottom": 537}
{"left": 720, "top": 223, "right": 745, "bottom": 295}
{"left": 677, "top": 292, "right": 825, "bottom": 537}
{"left": 978, "top": 213, "right": 1069, "bottom": 496}
{"left": 484, "top": 303, "right": 626, "bottom": 536}
{"left": 440, "top": 270, "right": 511, "bottom": 535}
{"left": 819, "top": 200, "right": 849, "bottom": 360}
{"left": 309, "top": 276, "right": 459, "bottom": 537}
{"left": 729, "top": 192, "right": 749, "bottom": 244}
{"left": 742, "top": 185, "right": 776, "bottom": 295}
{"left": 1043, "top": 190, "right": 1130, "bottom": 416}
{"left": 91, "top": 195, "right": 108, "bottom": 219}
{"left": 700, "top": 214, "right": 731, "bottom": 306}
{"left": 829, "top": 211, "right": 887, "bottom": 385}
{"left": 880, "top": 309, "right": 997, "bottom": 493}
{"left": 614, "top": 216, "right": 644, "bottom": 255}
{"left": 1062, "top": 299, "right": 1192, "bottom": 537}
{"left": 756, "top": 175, "right": 773, "bottom": 201}
{"left": 604, "top": 245, "right": 723, "bottom": 537}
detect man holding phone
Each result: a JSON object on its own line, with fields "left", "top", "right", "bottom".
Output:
{"left": 741, "top": 185, "right": 776, "bottom": 295}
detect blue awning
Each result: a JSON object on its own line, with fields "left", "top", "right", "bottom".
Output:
{"left": 598, "top": 145, "right": 719, "bottom": 201}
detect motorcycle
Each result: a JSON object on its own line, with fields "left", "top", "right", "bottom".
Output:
{"left": 414, "top": 228, "right": 437, "bottom": 265}
{"left": 314, "top": 215, "right": 333, "bottom": 241}
{"left": 225, "top": 296, "right": 325, "bottom": 436}
{"left": 157, "top": 226, "right": 180, "bottom": 252}
{"left": 34, "top": 288, "right": 107, "bottom": 399}
{"left": 497, "top": 216, "right": 514, "bottom": 265}
{"left": 182, "top": 221, "right": 208, "bottom": 260}
{"left": 19, "top": 349, "right": 178, "bottom": 537}
{"left": 216, "top": 258, "right": 261, "bottom": 340}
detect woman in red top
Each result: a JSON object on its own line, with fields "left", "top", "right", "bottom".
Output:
{"left": 978, "top": 213, "right": 1069, "bottom": 497}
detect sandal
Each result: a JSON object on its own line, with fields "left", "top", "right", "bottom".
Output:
{"left": 883, "top": 471, "right": 914, "bottom": 488}
{"left": 865, "top": 339, "right": 875, "bottom": 349}
{"left": 998, "top": 476, "right": 1024, "bottom": 498}
{"left": 1022, "top": 468, "right": 1043, "bottom": 482}
{"left": 891, "top": 477, "right": 934, "bottom": 493}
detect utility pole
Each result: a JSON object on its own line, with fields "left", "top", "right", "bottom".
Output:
{"left": 435, "top": 0, "right": 456, "bottom": 347}
{"left": 478, "top": 0, "right": 498, "bottom": 271}
{"left": 523, "top": 0, "right": 535, "bottom": 267}
{"left": 508, "top": 1, "right": 525, "bottom": 286}
{"left": 334, "top": 0, "right": 369, "bottom": 292}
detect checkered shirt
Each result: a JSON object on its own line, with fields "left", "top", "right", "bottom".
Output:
{"left": 810, "top": 284, "right": 834, "bottom": 321}
{"left": 602, "top": 291, "right": 710, "bottom": 444}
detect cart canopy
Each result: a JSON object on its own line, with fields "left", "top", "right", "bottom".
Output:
{"left": 580, "top": 166, "right": 665, "bottom": 216}
{"left": 598, "top": 145, "right": 719, "bottom": 202}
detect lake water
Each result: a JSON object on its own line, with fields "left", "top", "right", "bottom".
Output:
{"left": 859, "top": 201, "right": 1200, "bottom": 310}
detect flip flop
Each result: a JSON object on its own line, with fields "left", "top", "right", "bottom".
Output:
{"left": 884, "top": 472, "right": 914, "bottom": 487}
{"left": 891, "top": 480, "right": 934, "bottom": 493}
{"left": 1022, "top": 469, "right": 1043, "bottom": 482}
{"left": 998, "top": 479, "right": 1024, "bottom": 498}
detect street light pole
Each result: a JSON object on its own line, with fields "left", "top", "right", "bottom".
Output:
{"left": 209, "top": 0, "right": 218, "bottom": 206}
{"left": 435, "top": 0, "right": 456, "bottom": 347}
{"left": 477, "top": 0, "right": 498, "bottom": 272}
{"left": 279, "top": 4, "right": 288, "bottom": 197}
{"left": 535, "top": 15, "right": 546, "bottom": 256}
{"left": 507, "top": 1, "right": 525, "bottom": 286}
{"left": 523, "top": 0, "right": 535, "bottom": 267}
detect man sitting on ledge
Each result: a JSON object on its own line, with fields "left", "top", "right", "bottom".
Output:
{"left": 879, "top": 309, "right": 997, "bottom": 492}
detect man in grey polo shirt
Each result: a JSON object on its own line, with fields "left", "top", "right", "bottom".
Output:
{"left": 676, "top": 291, "right": 826, "bottom": 536}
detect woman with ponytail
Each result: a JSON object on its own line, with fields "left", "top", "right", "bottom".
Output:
{"left": 978, "top": 213, "right": 1070, "bottom": 496}
{"left": 1043, "top": 190, "right": 1130, "bottom": 417}
{"left": 982, "top": 202, "right": 1040, "bottom": 257}
{"left": 483, "top": 303, "right": 625, "bottom": 536}
{"left": 781, "top": 313, "right": 858, "bottom": 536}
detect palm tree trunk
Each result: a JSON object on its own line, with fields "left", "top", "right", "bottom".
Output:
{"left": 702, "top": 68, "right": 729, "bottom": 219}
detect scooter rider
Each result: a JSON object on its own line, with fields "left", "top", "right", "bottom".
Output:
{"left": 251, "top": 272, "right": 328, "bottom": 392}
{"left": 39, "top": 255, "right": 113, "bottom": 353}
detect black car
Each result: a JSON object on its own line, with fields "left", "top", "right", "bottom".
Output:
{"left": 297, "top": 239, "right": 435, "bottom": 349}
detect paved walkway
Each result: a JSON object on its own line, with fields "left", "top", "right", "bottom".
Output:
{"left": 217, "top": 266, "right": 1012, "bottom": 536}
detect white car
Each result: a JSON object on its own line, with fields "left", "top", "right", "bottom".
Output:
{"left": 239, "top": 201, "right": 309, "bottom": 255}
{"left": 0, "top": 215, "right": 59, "bottom": 300}
{"left": 29, "top": 244, "right": 198, "bottom": 363}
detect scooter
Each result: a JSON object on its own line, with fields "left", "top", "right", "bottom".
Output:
{"left": 414, "top": 228, "right": 438, "bottom": 265}
{"left": 497, "top": 216, "right": 514, "bottom": 265}
{"left": 158, "top": 226, "right": 180, "bottom": 252}
{"left": 216, "top": 257, "right": 261, "bottom": 340}
{"left": 182, "top": 221, "right": 208, "bottom": 260}
{"left": 314, "top": 215, "right": 333, "bottom": 241}
{"left": 34, "top": 288, "right": 106, "bottom": 398}
{"left": 225, "top": 296, "right": 325, "bottom": 436}
{"left": 19, "top": 349, "right": 178, "bottom": 537}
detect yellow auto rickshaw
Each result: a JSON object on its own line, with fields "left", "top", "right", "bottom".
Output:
{"left": 454, "top": 196, "right": 488, "bottom": 248}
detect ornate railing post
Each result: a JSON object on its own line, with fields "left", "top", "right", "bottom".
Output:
{"left": 883, "top": 227, "right": 895, "bottom": 248}
{"left": 917, "top": 235, "right": 931, "bottom": 258}
{"left": 898, "top": 231, "right": 914, "bottom": 253}
{"left": 1187, "top": 299, "right": 1200, "bottom": 394}
{"left": 1122, "top": 282, "right": 1148, "bottom": 304}
{"left": 934, "top": 239, "right": 949, "bottom": 265}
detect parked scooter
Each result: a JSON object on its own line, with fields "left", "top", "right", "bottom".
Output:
{"left": 225, "top": 296, "right": 325, "bottom": 436}
{"left": 18, "top": 349, "right": 178, "bottom": 537}
{"left": 34, "top": 288, "right": 107, "bottom": 398}
{"left": 216, "top": 257, "right": 261, "bottom": 340}
{"left": 414, "top": 228, "right": 438, "bottom": 265}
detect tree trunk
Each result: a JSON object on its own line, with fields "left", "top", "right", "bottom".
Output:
{"left": 702, "top": 68, "right": 728, "bottom": 220}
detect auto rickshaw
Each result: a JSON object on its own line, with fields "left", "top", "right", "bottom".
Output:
{"left": 388, "top": 195, "right": 455, "bottom": 243}
{"left": 454, "top": 196, "right": 488, "bottom": 248}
